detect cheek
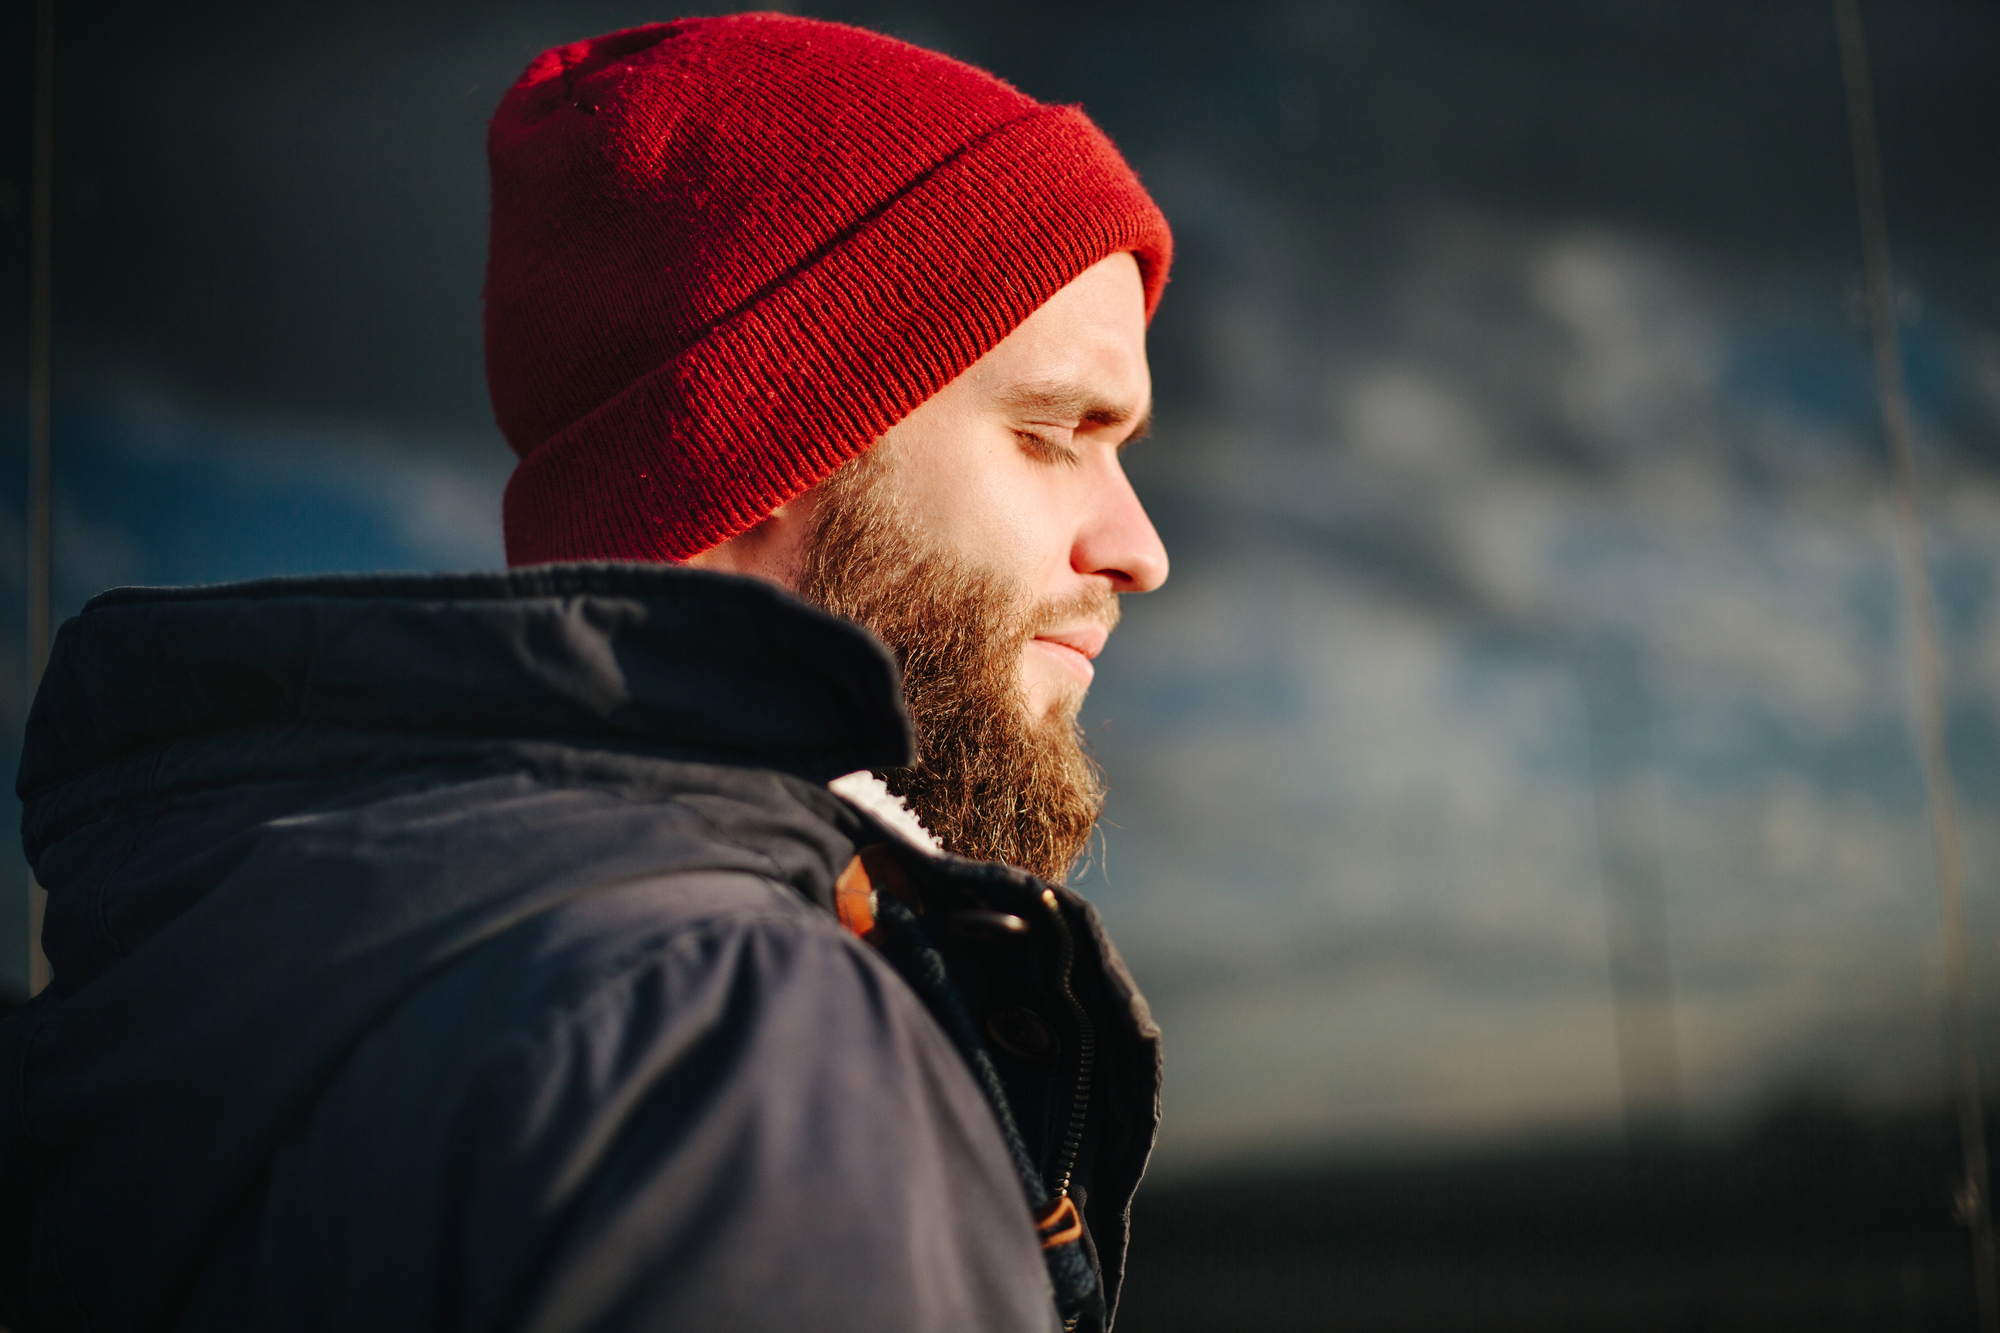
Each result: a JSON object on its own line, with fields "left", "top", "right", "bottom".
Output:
{"left": 896, "top": 430, "right": 1076, "bottom": 585}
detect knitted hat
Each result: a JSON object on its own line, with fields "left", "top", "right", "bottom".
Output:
{"left": 486, "top": 14, "right": 1173, "bottom": 565}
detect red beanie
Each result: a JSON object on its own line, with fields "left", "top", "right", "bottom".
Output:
{"left": 486, "top": 13, "right": 1173, "bottom": 565}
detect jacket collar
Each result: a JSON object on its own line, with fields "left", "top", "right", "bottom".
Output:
{"left": 19, "top": 562, "right": 916, "bottom": 809}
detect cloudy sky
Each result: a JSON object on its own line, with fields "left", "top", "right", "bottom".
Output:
{"left": 1, "top": 0, "right": 1997, "bottom": 1176}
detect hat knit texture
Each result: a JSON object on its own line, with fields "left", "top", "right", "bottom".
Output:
{"left": 486, "top": 13, "right": 1173, "bottom": 565}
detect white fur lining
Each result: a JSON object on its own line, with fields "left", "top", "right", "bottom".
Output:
{"left": 828, "top": 770, "right": 943, "bottom": 854}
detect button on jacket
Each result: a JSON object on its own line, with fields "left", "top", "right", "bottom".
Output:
{"left": 0, "top": 564, "right": 1162, "bottom": 1333}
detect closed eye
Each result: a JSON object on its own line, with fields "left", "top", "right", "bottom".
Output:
{"left": 1015, "top": 430, "right": 1083, "bottom": 468}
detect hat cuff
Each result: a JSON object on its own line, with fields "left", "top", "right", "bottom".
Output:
{"left": 503, "top": 105, "right": 1171, "bottom": 566}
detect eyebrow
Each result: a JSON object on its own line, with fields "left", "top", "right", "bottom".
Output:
{"left": 1001, "top": 383, "right": 1153, "bottom": 446}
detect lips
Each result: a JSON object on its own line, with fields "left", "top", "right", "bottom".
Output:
{"left": 1027, "top": 623, "right": 1109, "bottom": 689}
{"left": 1035, "top": 624, "right": 1110, "bottom": 661}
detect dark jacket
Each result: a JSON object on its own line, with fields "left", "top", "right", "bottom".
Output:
{"left": 0, "top": 564, "right": 1162, "bottom": 1333}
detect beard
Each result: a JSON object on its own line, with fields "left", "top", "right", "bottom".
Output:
{"left": 796, "top": 453, "right": 1112, "bottom": 884}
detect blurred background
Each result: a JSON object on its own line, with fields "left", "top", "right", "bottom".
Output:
{"left": 3, "top": 0, "right": 1997, "bottom": 1327}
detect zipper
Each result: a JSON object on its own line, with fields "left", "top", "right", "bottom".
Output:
{"left": 1040, "top": 887, "right": 1095, "bottom": 1201}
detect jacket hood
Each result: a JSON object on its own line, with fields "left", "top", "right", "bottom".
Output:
{"left": 20, "top": 563, "right": 913, "bottom": 841}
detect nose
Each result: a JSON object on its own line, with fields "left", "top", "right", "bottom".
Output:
{"left": 1073, "top": 456, "right": 1169, "bottom": 593}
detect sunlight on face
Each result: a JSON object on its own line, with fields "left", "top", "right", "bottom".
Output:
{"left": 864, "top": 252, "right": 1166, "bottom": 716}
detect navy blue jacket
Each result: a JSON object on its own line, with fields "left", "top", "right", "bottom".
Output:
{"left": 0, "top": 565, "right": 1161, "bottom": 1332}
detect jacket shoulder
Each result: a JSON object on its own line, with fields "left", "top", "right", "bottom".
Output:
{"left": 248, "top": 869, "right": 1060, "bottom": 1333}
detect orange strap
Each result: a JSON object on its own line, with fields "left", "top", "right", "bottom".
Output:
{"left": 1034, "top": 1195, "right": 1083, "bottom": 1250}
{"left": 833, "top": 854, "right": 877, "bottom": 938}
{"left": 834, "top": 844, "right": 919, "bottom": 941}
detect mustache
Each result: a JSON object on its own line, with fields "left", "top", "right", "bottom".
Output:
{"left": 1021, "top": 585, "right": 1121, "bottom": 641}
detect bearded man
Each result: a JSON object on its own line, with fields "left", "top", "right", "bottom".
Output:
{"left": 0, "top": 15, "right": 1171, "bottom": 1333}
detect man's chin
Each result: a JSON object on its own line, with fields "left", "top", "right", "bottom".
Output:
{"left": 1019, "top": 660, "right": 1091, "bottom": 724}
{"left": 1020, "top": 683, "right": 1088, "bottom": 729}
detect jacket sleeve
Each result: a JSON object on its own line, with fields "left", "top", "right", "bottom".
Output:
{"left": 463, "top": 896, "right": 1063, "bottom": 1333}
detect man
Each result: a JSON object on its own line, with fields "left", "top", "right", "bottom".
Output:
{"left": 0, "top": 14, "right": 1171, "bottom": 1333}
